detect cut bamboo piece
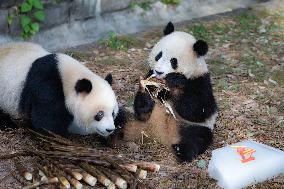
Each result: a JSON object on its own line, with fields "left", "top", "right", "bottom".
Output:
{"left": 120, "top": 164, "right": 137, "bottom": 173}
{"left": 138, "top": 169, "right": 147, "bottom": 180}
{"left": 22, "top": 177, "right": 58, "bottom": 189}
{"left": 80, "top": 162, "right": 111, "bottom": 187}
{"left": 67, "top": 169, "right": 83, "bottom": 181}
{"left": 81, "top": 172, "right": 97, "bottom": 186}
{"left": 24, "top": 172, "right": 33, "bottom": 181}
{"left": 136, "top": 162, "right": 160, "bottom": 172}
{"left": 16, "top": 161, "right": 33, "bottom": 181}
{"left": 58, "top": 176, "right": 71, "bottom": 189}
{"left": 107, "top": 182, "right": 116, "bottom": 189}
{"left": 38, "top": 170, "right": 47, "bottom": 181}
{"left": 100, "top": 166, "right": 127, "bottom": 189}
{"left": 68, "top": 177, "right": 83, "bottom": 189}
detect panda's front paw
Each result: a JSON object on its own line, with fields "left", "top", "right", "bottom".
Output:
{"left": 172, "top": 143, "right": 199, "bottom": 163}
{"left": 134, "top": 91, "right": 155, "bottom": 121}
{"left": 165, "top": 73, "right": 187, "bottom": 89}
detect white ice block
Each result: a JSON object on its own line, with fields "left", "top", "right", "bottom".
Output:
{"left": 208, "top": 140, "right": 284, "bottom": 189}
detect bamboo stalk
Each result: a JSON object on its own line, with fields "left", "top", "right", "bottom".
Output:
{"left": 0, "top": 152, "right": 30, "bottom": 160}
{"left": 137, "top": 169, "right": 147, "bottom": 180}
{"left": 107, "top": 182, "right": 116, "bottom": 189}
{"left": 81, "top": 171, "right": 97, "bottom": 186}
{"left": 136, "top": 162, "right": 160, "bottom": 172}
{"left": 58, "top": 176, "right": 71, "bottom": 189}
{"left": 15, "top": 161, "right": 33, "bottom": 181}
{"left": 119, "top": 164, "right": 137, "bottom": 173}
{"left": 80, "top": 162, "right": 111, "bottom": 187}
{"left": 22, "top": 177, "right": 59, "bottom": 189}
{"left": 68, "top": 177, "right": 83, "bottom": 189}
{"left": 99, "top": 166, "right": 127, "bottom": 189}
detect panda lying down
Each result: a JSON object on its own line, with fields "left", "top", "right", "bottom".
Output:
{"left": 123, "top": 22, "right": 218, "bottom": 162}
{"left": 0, "top": 42, "right": 125, "bottom": 137}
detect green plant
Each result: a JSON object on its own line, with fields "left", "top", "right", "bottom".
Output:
{"left": 8, "top": 0, "right": 45, "bottom": 39}
{"left": 101, "top": 32, "right": 128, "bottom": 51}
{"left": 234, "top": 12, "right": 260, "bottom": 35}
{"left": 160, "top": 0, "right": 180, "bottom": 5}
{"left": 101, "top": 32, "right": 144, "bottom": 51}
{"left": 188, "top": 24, "right": 212, "bottom": 42}
{"left": 130, "top": 1, "right": 152, "bottom": 10}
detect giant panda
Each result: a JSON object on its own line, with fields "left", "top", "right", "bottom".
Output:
{"left": 123, "top": 22, "right": 218, "bottom": 162}
{"left": 0, "top": 42, "right": 125, "bottom": 138}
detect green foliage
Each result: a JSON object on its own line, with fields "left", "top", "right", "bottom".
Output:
{"left": 101, "top": 32, "right": 128, "bottom": 51}
{"left": 160, "top": 0, "right": 180, "bottom": 5}
{"left": 7, "top": 14, "right": 14, "bottom": 26}
{"left": 234, "top": 12, "right": 260, "bottom": 35}
{"left": 130, "top": 1, "right": 152, "bottom": 10}
{"left": 7, "top": 0, "right": 45, "bottom": 39}
{"left": 101, "top": 32, "right": 144, "bottom": 51}
{"left": 188, "top": 24, "right": 212, "bottom": 42}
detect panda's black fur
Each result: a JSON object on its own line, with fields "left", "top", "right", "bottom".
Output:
{"left": 19, "top": 54, "right": 74, "bottom": 136}
{"left": 126, "top": 22, "right": 218, "bottom": 162}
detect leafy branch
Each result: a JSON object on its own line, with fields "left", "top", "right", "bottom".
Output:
{"left": 7, "top": 0, "right": 45, "bottom": 39}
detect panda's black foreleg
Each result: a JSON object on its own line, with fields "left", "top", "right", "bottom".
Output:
{"left": 134, "top": 91, "right": 155, "bottom": 121}
{"left": 112, "top": 107, "right": 127, "bottom": 139}
{"left": 30, "top": 102, "right": 73, "bottom": 137}
{"left": 0, "top": 109, "right": 17, "bottom": 130}
{"left": 172, "top": 124, "right": 213, "bottom": 162}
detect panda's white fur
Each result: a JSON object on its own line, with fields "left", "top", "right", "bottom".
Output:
{"left": 0, "top": 42, "right": 119, "bottom": 137}
{"left": 0, "top": 43, "right": 49, "bottom": 118}
{"left": 57, "top": 54, "right": 119, "bottom": 136}
{"left": 149, "top": 31, "right": 208, "bottom": 79}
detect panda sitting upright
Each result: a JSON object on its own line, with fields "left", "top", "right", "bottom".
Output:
{"left": 0, "top": 42, "right": 126, "bottom": 138}
{"left": 124, "top": 22, "right": 218, "bottom": 162}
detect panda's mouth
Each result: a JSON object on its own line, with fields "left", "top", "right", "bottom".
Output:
{"left": 96, "top": 129, "right": 110, "bottom": 137}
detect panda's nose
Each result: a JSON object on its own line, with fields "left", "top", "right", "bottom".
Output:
{"left": 155, "top": 70, "right": 164, "bottom": 75}
{"left": 106, "top": 129, "right": 114, "bottom": 133}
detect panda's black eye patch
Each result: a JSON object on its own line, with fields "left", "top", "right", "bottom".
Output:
{"left": 112, "top": 111, "right": 115, "bottom": 117}
{"left": 155, "top": 51, "right": 162, "bottom": 61}
{"left": 75, "top": 79, "right": 92, "bottom": 93}
{"left": 170, "top": 58, "right": 178, "bottom": 70}
{"left": 95, "top": 111, "right": 104, "bottom": 121}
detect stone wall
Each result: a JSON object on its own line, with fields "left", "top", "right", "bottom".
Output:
{"left": 0, "top": 0, "right": 156, "bottom": 35}
{"left": 0, "top": 0, "right": 267, "bottom": 50}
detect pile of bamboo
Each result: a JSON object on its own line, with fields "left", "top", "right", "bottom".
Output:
{"left": 1, "top": 129, "right": 160, "bottom": 189}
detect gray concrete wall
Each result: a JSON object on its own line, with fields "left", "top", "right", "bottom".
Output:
{"left": 0, "top": 0, "right": 267, "bottom": 50}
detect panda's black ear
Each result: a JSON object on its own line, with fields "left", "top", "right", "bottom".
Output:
{"left": 193, "top": 40, "right": 208, "bottom": 57}
{"left": 105, "top": 73, "right": 113, "bottom": 86}
{"left": 163, "top": 22, "right": 175, "bottom": 35}
{"left": 75, "top": 79, "right": 92, "bottom": 93}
